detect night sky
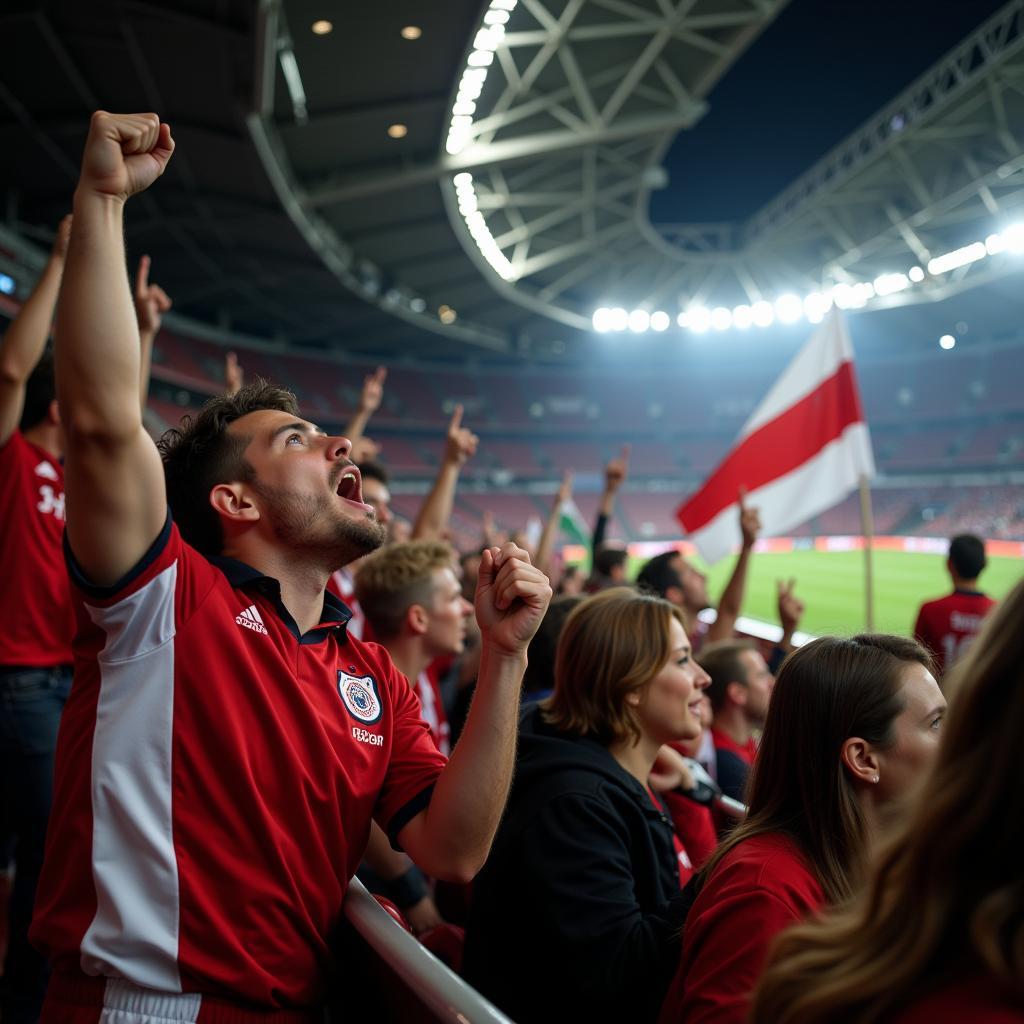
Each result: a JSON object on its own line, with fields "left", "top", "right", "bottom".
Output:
{"left": 650, "top": 0, "right": 1010, "bottom": 224}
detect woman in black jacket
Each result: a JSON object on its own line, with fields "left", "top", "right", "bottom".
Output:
{"left": 463, "top": 588, "right": 711, "bottom": 1023}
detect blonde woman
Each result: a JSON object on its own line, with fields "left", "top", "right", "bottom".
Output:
{"left": 464, "top": 588, "right": 710, "bottom": 1023}
{"left": 751, "top": 579, "right": 1024, "bottom": 1024}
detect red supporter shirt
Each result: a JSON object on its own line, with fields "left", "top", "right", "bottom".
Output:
{"left": 0, "top": 430, "right": 74, "bottom": 666}
{"left": 32, "top": 518, "right": 447, "bottom": 1008}
{"left": 659, "top": 832, "right": 824, "bottom": 1024}
{"left": 328, "top": 565, "right": 366, "bottom": 639}
{"left": 887, "top": 972, "right": 1024, "bottom": 1023}
{"left": 710, "top": 726, "right": 757, "bottom": 765}
{"left": 415, "top": 656, "right": 453, "bottom": 755}
{"left": 914, "top": 590, "right": 996, "bottom": 674}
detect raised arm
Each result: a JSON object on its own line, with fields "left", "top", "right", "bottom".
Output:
{"left": 412, "top": 404, "right": 478, "bottom": 541}
{"left": 594, "top": 444, "right": 629, "bottom": 551}
{"left": 133, "top": 254, "right": 171, "bottom": 409}
{"left": 344, "top": 366, "right": 386, "bottom": 450}
{"left": 57, "top": 112, "right": 174, "bottom": 586}
{"left": 535, "top": 471, "right": 573, "bottom": 576}
{"left": 398, "top": 543, "right": 551, "bottom": 881}
{"left": 707, "top": 492, "right": 761, "bottom": 642}
{"left": 0, "top": 215, "right": 71, "bottom": 445}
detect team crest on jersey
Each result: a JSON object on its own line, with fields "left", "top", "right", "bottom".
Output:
{"left": 338, "top": 671, "right": 382, "bottom": 725}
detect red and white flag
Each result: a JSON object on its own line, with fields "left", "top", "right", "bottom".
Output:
{"left": 678, "top": 311, "right": 874, "bottom": 563}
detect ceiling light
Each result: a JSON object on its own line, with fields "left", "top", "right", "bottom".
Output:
{"left": 387, "top": 123, "right": 408, "bottom": 139}
{"left": 439, "top": 305, "right": 457, "bottom": 324}
{"left": 940, "top": 334, "right": 956, "bottom": 350}
{"left": 1001, "top": 223, "right": 1024, "bottom": 252}
{"left": 650, "top": 311, "right": 670, "bottom": 331}
{"left": 311, "top": 19, "right": 333, "bottom": 35}
{"left": 400, "top": 25, "right": 422, "bottom": 40}
{"left": 592, "top": 308, "right": 612, "bottom": 333}
{"left": 908, "top": 265, "right": 925, "bottom": 282}
{"left": 927, "top": 241, "right": 986, "bottom": 276}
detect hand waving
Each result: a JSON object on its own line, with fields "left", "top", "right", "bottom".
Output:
{"left": 78, "top": 112, "right": 174, "bottom": 202}
{"left": 475, "top": 543, "right": 552, "bottom": 659}
{"left": 444, "top": 404, "right": 479, "bottom": 466}
{"left": 134, "top": 255, "right": 171, "bottom": 336}
{"left": 360, "top": 366, "right": 387, "bottom": 414}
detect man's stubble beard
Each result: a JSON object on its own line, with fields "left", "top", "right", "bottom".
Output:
{"left": 254, "top": 482, "right": 387, "bottom": 569}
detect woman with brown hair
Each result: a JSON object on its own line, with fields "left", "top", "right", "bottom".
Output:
{"left": 751, "top": 579, "right": 1024, "bottom": 1024}
{"left": 463, "top": 588, "right": 710, "bottom": 1023}
{"left": 659, "top": 633, "right": 945, "bottom": 1024}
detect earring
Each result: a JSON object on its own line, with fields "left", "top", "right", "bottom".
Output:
{"left": 872, "top": 774, "right": 880, "bottom": 783}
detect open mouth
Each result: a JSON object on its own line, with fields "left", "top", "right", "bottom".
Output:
{"left": 335, "top": 464, "right": 373, "bottom": 512}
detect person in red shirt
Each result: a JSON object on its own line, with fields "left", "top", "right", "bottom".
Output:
{"left": 752, "top": 580, "right": 1024, "bottom": 1023}
{"left": 698, "top": 639, "right": 775, "bottom": 806}
{"left": 33, "top": 111, "right": 550, "bottom": 1023}
{"left": 913, "top": 533, "right": 996, "bottom": 675}
{"left": 0, "top": 218, "right": 74, "bottom": 1024}
{"left": 659, "top": 633, "right": 946, "bottom": 1024}
{"left": 354, "top": 540, "right": 474, "bottom": 933}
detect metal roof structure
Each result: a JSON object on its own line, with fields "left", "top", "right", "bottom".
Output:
{"left": 3, "top": 0, "right": 1024, "bottom": 362}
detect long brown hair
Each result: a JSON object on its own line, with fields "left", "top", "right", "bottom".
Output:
{"left": 752, "top": 580, "right": 1024, "bottom": 1023}
{"left": 542, "top": 588, "right": 686, "bottom": 746}
{"left": 699, "top": 634, "right": 933, "bottom": 904}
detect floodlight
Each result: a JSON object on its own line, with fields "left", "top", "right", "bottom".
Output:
{"left": 751, "top": 300, "right": 774, "bottom": 327}
{"left": 608, "top": 307, "right": 629, "bottom": 331}
{"left": 710, "top": 307, "right": 732, "bottom": 331}
{"left": 774, "top": 293, "right": 803, "bottom": 324}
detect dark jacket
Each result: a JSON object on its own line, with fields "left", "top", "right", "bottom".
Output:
{"left": 463, "top": 704, "right": 690, "bottom": 1023}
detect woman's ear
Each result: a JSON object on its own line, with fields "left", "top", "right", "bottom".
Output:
{"left": 841, "top": 736, "right": 881, "bottom": 785}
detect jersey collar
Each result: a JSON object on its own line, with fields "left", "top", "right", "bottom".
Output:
{"left": 211, "top": 556, "right": 353, "bottom": 644}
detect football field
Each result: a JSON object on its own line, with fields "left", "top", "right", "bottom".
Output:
{"left": 630, "top": 548, "right": 1024, "bottom": 637}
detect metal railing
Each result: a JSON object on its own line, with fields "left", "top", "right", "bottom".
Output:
{"left": 343, "top": 878, "right": 513, "bottom": 1024}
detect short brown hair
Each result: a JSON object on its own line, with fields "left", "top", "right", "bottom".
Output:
{"left": 355, "top": 540, "right": 456, "bottom": 639}
{"left": 698, "top": 639, "right": 757, "bottom": 713}
{"left": 157, "top": 378, "right": 299, "bottom": 558}
{"left": 543, "top": 587, "right": 687, "bottom": 746}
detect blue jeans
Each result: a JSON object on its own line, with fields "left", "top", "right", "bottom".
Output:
{"left": 0, "top": 665, "right": 71, "bottom": 1024}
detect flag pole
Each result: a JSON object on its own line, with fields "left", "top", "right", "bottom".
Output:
{"left": 858, "top": 474, "right": 875, "bottom": 631}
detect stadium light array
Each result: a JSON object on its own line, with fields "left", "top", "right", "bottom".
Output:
{"left": 591, "top": 222, "right": 1024, "bottom": 334}
{"left": 447, "top": 0, "right": 517, "bottom": 281}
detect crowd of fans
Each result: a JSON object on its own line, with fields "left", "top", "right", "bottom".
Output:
{"left": 0, "top": 111, "right": 1020, "bottom": 1024}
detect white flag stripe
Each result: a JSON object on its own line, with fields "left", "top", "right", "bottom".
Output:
{"left": 740, "top": 313, "right": 854, "bottom": 440}
{"left": 691, "top": 423, "right": 874, "bottom": 564}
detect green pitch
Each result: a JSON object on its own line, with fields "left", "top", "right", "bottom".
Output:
{"left": 628, "top": 549, "right": 1024, "bottom": 636}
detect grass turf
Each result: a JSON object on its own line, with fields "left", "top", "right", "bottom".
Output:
{"left": 628, "top": 549, "right": 1024, "bottom": 636}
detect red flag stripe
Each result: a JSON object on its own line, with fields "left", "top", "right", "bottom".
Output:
{"left": 678, "top": 361, "right": 865, "bottom": 532}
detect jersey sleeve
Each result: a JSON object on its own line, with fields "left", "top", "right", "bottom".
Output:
{"left": 371, "top": 654, "right": 448, "bottom": 846}
{"left": 65, "top": 515, "right": 220, "bottom": 654}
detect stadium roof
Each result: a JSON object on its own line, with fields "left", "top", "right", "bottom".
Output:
{"left": 2, "top": 0, "right": 1024, "bottom": 364}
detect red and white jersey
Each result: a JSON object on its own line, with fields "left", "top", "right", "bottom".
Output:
{"left": 0, "top": 430, "right": 74, "bottom": 666}
{"left": 329, "top": 565, "right": 365, "bottom": 639}
{"left": 914, "top": 589, "right": 996, "bottom": 674}
{"left": 415, "top": 657, "right": 453, "bottom": 756}
{"left": 32, "top": 518, "right": 447, "bottom": 1008}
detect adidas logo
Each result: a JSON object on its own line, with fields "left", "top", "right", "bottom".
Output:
{"left": 34, "top": 461, "right": 58, "bottom": 481}
{"left": 235, "top": 604, "right": 268, "bottom": 635}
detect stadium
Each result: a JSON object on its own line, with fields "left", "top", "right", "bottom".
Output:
{"left": 1, "top": 0, "right": 1022, "bottom": 1021}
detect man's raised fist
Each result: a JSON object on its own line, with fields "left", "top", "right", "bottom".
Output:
{"left": 78, "top": 112, "right": 174, "bottom": 202}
